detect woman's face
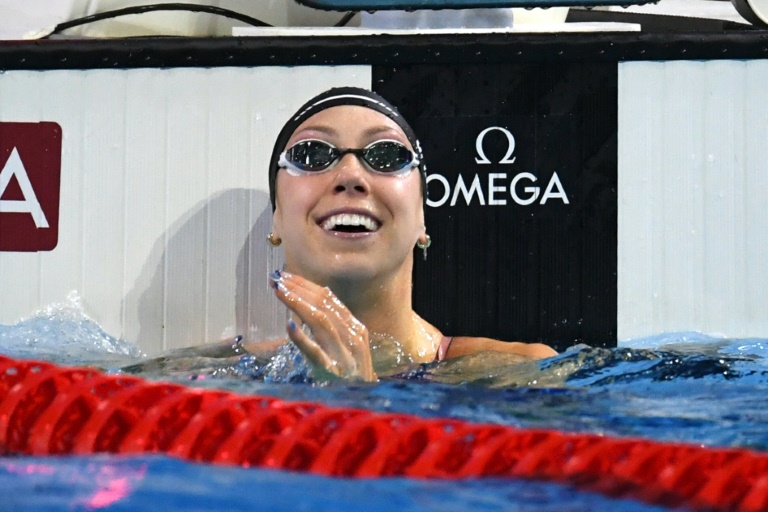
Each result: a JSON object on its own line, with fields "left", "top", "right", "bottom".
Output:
{"left": 272, "top": 105, "right": 425, "bottom": 285}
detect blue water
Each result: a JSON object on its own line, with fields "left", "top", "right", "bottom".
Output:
{"left": 1, "top": 298, "right": 767, "bottom": 511}
{"left": 0, "top": 455, "right": 665, "bottom": 512}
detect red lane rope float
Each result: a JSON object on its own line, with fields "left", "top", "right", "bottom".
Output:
{"left": 1, "top": 355, "right": 767, "bottom": 511}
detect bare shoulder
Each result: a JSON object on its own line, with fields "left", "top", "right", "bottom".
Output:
{"left": 446, "top": 336, "right": 557, "bottom": 360}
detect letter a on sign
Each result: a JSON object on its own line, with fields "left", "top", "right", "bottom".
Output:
{"left": 0, "top": 122, "right": 62, "bottom": 251}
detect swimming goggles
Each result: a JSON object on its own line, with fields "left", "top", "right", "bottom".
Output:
{"left": 278, "top": 139, "right": 420, "bottom": 177}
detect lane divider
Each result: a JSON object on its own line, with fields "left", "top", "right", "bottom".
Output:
{"left": 1, "top": 355, "right": 766, "bottom": 511}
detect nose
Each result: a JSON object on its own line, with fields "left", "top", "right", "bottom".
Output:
{"left": 332, "top": 153, "right": 370, "bottom": 195}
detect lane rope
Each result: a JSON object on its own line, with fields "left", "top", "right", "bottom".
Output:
{"left": 1, "top": 355, "right": 766, "bottom": 511}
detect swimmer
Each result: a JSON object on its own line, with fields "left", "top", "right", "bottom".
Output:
{"left": 245, "top": 87, "right": 556, "bottom": 381}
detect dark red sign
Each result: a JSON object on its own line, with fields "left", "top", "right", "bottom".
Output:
{"left": 0, "top": 122, "right": 62, "bottom": 252}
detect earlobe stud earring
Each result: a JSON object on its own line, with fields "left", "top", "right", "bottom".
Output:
{"left": 267, "top": 232, "right": 282, "bottom": 247}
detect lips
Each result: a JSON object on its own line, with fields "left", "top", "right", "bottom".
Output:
{"left": 319, "top": 212, "right": 381, "bottom": 233}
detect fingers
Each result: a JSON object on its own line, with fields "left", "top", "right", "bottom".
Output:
{"left": 271, "top": 271, "right": 360, "bottom": 356}
{"left": 276, "top": 272, "right": 357, "bottom": 329}
{"left": 269, "top": 270, "right": 376, "bottom": 381}
{"left": 276, "top": 291, "right": 348, "bottom": 365}
{"left": 285, "top": 319, "right": 340, "bottom": 377}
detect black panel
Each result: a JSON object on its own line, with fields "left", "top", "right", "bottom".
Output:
{"left": 374, "top": 63, "right": 617, "bottom": 351}
{"left": 0, "top": 30, "right": 767, "bottom": 71}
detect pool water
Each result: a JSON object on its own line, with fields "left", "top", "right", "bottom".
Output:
{"left": 1, "top": 298, "right": 766, "bottom": 511}
{"left": 1, "top": 455, "right": 668, "bottom": 512}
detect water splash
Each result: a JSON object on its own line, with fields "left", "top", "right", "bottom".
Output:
{"left": 258, "top": 341, "right": 315, "bottom": 384}
{"left": 119, "top": 336, "right": 316, "bottom": 384}
{"left": 0, "top": 292, "right": 143, "bottom": 367}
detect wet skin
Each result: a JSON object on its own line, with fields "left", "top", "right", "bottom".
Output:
{"left": 261, "top": 105, "right": 556, "bottom": 381}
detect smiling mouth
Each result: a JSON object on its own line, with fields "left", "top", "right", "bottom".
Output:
{"left": 321, "top": 213, "right": 381, "bottom": 233}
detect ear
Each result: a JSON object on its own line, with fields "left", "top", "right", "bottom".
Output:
{"left": 271, "top": 205, "right": 282, "bottom": 239}
{"left": 416, "top": 204, "right": 426, "bottom": 239}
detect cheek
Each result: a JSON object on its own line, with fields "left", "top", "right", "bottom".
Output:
{"left": 275, "top": 175, "right": 314, "bottom": 223}
{"left": 388, "top": 174, "right": 422, "bottom": 199}
{"left": 387, "top": 177, "right": 424, "bottom": 228}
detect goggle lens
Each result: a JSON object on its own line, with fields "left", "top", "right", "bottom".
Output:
{"left": 280, "top": 139, "right": 418, "bottom": 175}
{"left": 285, "top": 140, "right": 338, "bottom": 172}
{"left": 362, "top": 141, "right": 413, "bottom": 172}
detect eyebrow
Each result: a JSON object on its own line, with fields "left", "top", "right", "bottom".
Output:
{"left": 294, "top": 124, "right": 402, "bottom": 140}
{"left": 361, "top": 125, "right": 402, "bottom": 138}
{"left": 294, "top": 125, "right": 339, "bottom": 137}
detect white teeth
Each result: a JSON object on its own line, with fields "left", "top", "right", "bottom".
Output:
{"left": 321, "top": 213, "right": 380, "bottom": 232}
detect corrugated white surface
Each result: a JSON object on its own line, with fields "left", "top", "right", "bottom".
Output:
{"left": 0, "top": 66, "right": 370, "bottom": 354}
{"left": 618, "top": 60, "right": 768, "bottom": 341}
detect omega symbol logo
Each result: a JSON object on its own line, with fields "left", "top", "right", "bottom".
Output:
{"left": 475, "top": 126, "right": 516, "bottom": 165}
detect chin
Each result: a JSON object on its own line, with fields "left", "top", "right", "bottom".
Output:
{"left": 290, "top": 249, "right": 408, "bottom": 285}
{"left": 324, "top": 263, "right": 378, "bottom": 283}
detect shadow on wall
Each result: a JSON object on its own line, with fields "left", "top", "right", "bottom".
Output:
{"left": 236, "top": 193, "right": 286, "bottom": 346}
{"left": 122, "top": 188, "right": 284, "bottom": 356}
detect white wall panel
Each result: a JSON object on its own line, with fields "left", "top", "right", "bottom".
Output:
{"left": 618, "top": 60, "right": 768, "bottom": 341}
{"left": 0, "top": 66, "right": 371, "bottom": 354}
{"left": 6, "top": 59, "right": 765, "bottom": 351}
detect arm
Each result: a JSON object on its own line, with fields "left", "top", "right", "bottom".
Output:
{"left": 444, "top": 337, "right": 557, "bottom": 361}
{"left": 242, "top": 338, "right": 284, "bottom": 357}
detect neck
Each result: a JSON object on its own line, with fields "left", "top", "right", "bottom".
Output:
{"left": 330, "top": 271, "right": 414, "bottom": 340}
{"left": 284, "top": 252, "right": 441, "bottom": 363}
{"left": 324, "top": 263, "right": 437, "bottom": 363}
